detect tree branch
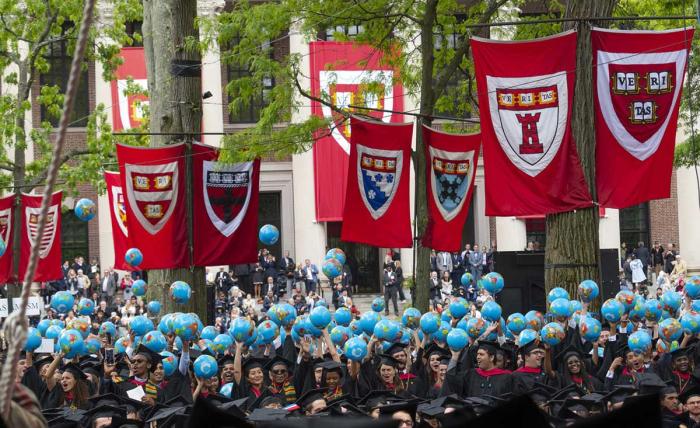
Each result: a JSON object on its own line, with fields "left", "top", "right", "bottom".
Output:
{"left": 292, "top": 72, "right": 349, "bottom": 118}
{"left": 28, "top": 149, "right": 91, "bottom": 188}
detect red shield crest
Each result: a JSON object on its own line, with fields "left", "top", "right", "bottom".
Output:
{"left": 26, "top": 204, "right": 58, "bottom": 258}
{"left": 124, "top": 162, "right": 179, "bottom": 235}
{"left": 202, "top": 160, "right": 253, "bottom": 237}
{"left": 110, "top": 47, "right": 148, "bottom": 131}
{"left": 0, "top": 207, "right": 11, "bottom": 248}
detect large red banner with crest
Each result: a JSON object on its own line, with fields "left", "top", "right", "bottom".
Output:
{"left": 471, "top": 31, "right": 592, "bottom": 216}
{"left": 593, "top": 27, "right": 693, "bottom": 208}
{"left": 111, "top": 48, "right": 148, "bottom": 131}
{"left": 192, "top": 143, "right": 260, "bottom": 266}
{"left": 19, "top": 192, "right": 62, "bottom": 282}
{"left": 0, "top": 195, "right": 14, "bottom": 283}
{"left": 104, "top": 172, "right": 131, "bottom": 271}
{"left": 421, "top": 126, "right": 481, "bottom": 252}
{"left": 341, "top": 117, "right": 413, "bottom": 248}
{"left": 117, "top": 144, "right": 188, "bottom": 269}
{"left": 309, "top": 42, "right": 404, "bottom": 221}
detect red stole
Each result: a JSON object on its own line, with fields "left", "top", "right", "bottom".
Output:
{"left": 475, "top": 368, "right": 511, "bottom": 378}
{"left": 250, "top": 385, "right": 262, "bottom": 398}
{"left": 515, "top": 366, "right": 541, "bottom": 374}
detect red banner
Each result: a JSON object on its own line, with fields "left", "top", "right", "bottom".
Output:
{"left": 0, "top": 195, "right": 14, "bottom": 283}
{"left": 110, "top": 48, "right": 148, "bottom": 131}
{"left": 341, "top": 117, "right": 413, "bottom": 248}
{"left": 117, "top": 144, "right": 188, "bottom": 269}
{"left": 421, "top": 126, "right": 481, "bottom": 252}
{"left": 309, "top": 41, "right": 404, "bottom": 221}
{"left": 20, "top": 192, "right": 62, "bottom": 282}
{"left": 593, "top": 27, "right": 693, "bottom": 208}
{"left": 192, "top": 144, "right": 260, "bottom": 266}
{"left": 471, "top": 31, "right": 592, "bottom": 216}
{"left": 104, "top": 172, "right": 131, "bottom": 271}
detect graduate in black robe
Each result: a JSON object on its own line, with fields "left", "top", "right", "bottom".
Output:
{"left": 511, "top": 341, "right": 558, "bottom": 395}
{"left": 103, "top": 344, "right": 165, "bottom": 405}
{"left": 553, "top": 346, "right": 603, "bottom": 394}
{"left": 441, "top": 340, "right": 513, "bottom": 398}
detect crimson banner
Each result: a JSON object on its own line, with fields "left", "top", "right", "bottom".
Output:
{"left": 192, "top": 144, "right": 260, "bottom": 266}
{"left": 104, "top": 172, "right": 131, "bottom": 271}
{"left": 341, "top": 117, "right": 413, "bottom": 248}
{"left": 471, "top": 31, "right": 592, "bottom": 216}
{"left": 117, "top": 144, "right": 188, "bottom": 269}
{"left": 0, "top": 195, "right": 14, "bottom": 283}
{"left": 421, "top": 126, "right": 481, "bottom": 252}
{"left": 110, "top": 48, "right": 148, "bottom": 131}
{"left": 309, "top": 41, "right": 404, "bottom": 221}
{"left": 593, "top": 27, "right": 693, "bottom": 208}
{"left": 20, "top": 192, "right": 62, "bottom": 282}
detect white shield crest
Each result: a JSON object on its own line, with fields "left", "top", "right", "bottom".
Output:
{"left": 124, "top": 161, "right": 179, "bottom": 235}
{"left": 320, "top": 70, "right": 395, "bottom": 154}
{"left": 356, "top": 144, "right": 403, "bottom": 220}
{"left": 110, "top": 184, "right": 128, "bottom": 237}
{"left": 487, "top": 72, "right": 568, "bottom": 177}
{"left": 0, "top": 208, "right": 11, "bottom": 248}
{"left": 202, "top": 160, "right": 254, "bottom": 237}
{"left": 596, "top": 49, "right": 687, "bottom": 161}
{"left": 116, "top": 79, "right": 149, "bottom": 130}
{"left": 26, "top": 204, "right": 57, "bottom": 259}
{"left": 429, "top": 147, "right": 475, "bottom": 222}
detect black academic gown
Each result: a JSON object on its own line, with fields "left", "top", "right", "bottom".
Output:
{"left": 511, "top": 368, "right": 556, "bottom": 395}
{"left": 105, "top": 375, "right": 164, "bottom": 404}
{"left": 161, "top": 370, "right": 193, "bottom": 403}
{"left": 442, "top": 366, "right": 513, "bottom": 398}
{"left": 21, "top": 366, "right": 47, "bottom": 405}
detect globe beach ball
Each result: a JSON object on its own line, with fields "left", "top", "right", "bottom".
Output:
{"left": 662, "top": 291, "right": 683, "bottom": 314}
{"left": 147, "top": 301, "right": 161, "bottom": 315}
{"left": 68, "top": 318, "right": 91, "bottom": 339}
{"left": 325, "top": 248, "right": 347, "bottom": 266}
{"left": 507, "top": 313, "right": 527, "bottom": 335}
{"left": 601, "top": 299, "right": 625, "bottom": 323}
{"left": 642, "top": 299, "right": 663, "bottom": 322}
{"left": 132, "top": 280, "right": 147, "bottom": 297}
{"left": 58, "top": 329, "right": 84, "bottom": 357}
{"left": 229, "top": 317, "right": 255, "bottom": 343}
{"left": 85, "top": 337, "right": 101, "bottom": 355}
{"left": 402, "top": 308, "right": 421, "bottom": 329}
{"left": 194, "top": 355, "right": 218, "bottom": 379}
{"left": 99, "top": 321, "right": 117, "bottom": 337}
{"left": 293, "top": 315, "right": 310, "bottom": 337}
{"left": 23, "top": 327, "right": 42, "bottom": 352}
{"left": 681, "top": 312, "right": 700, "bottom": 335}
{"left": 579, "top": 316, "right": 602, "bottom": 342}
{"left": 449, "top": 298, "right": 470, "bottom": 319}
{"left": 259, "top": 224, "right": 279, "bottom": 245}
{"left": 482, "top": 272, "right": 505, "bottom": 295}
{"left": 343, "top": 336, "right": 368, "bottom": 361}
{"left": 130, "top": 315, "right": 154, "bottom": 336}
{"left": 170, "top": 281, "right": 192, "bottom": 304}
{"left": 158, "top": 314, "right": 174, "bottom": 335}
{"left": 518, "top": 329, "right": 538, "bottom": 346}
{"left": 315, "top": 299, "right": 329, "bottom": 309}
{"left": 374, "top": 319, "right": 400, "bottom": 342}
{"left": 630, "top": 297, "right": 647, "bottom": 322}
{"left": 359, "top": 311, "right": 381, "bottom": 336}
{"left": 349, "top": 319, "right": 363, "bottom": 336}
{"left": 257, "top": 320, "right": 279, "bottom": 344}
{"left": 74, "top": 198, "right": 96, "bottom": 221}
{"left": 306, "top": 319, "right": 324, "bottom": 338}
{"left": 628, "top": 330, "right": 652, "bottom": 354}
{"left": 687, "top": 276, "right": 700, "bottom": 299}
{"left": 77, "top": 298, "right": 94, "bottom": 316}
{"left": 481, "top": 301, "right": 502, "bottom": 322}
{"left": 441, "top": 309, "right": 452, "bottom": 323}
{"left": 143, "top": 330, "right": 167, "bottom": 353}
{"left": 465, "top": 317, "right": 486, "bottom": 339}
{"left": 213, "top": 333, "right": 235, "bottom": 352}
{"left": 124, "top": 248, "right": 143, "bottom": 268}
{"left": 570, "top": 300, "right": 583, "bottom": 314}
{"left": 322, "top": 258, "right": 343, "bottom": 279}
{"left": 371, "top": 297, "right": 385, "bottom": 313}
{"left": 45, "top": 325, "right": 62, "bottom": 340}
{"left": 420, "top": 312, "right": 440, "bottom": 335}
{"left": 334, "top": 307, "right": 352, "bottom": 327}
{"left": 50, "top": 319, "right": 65, "bottom": 329}
{"left": 51, "top": 291, "right": 75, "bottom": 314}
{"left": 432, "top": 321, "right": 452, "bottom": 343}
{"left": 37, "top": 319, "right": 51, "bottom": 337}
{"left": 447, "top": 328, "right": 469, "bottom": 351}
{"left": 114, "top": 337, "right": 129, "bottom": 354}
{"left": 615, "top": 290, "right": 636, "bottom": 312}
{"left": 220, "top": 382, "right": 234, "bottom": 398}
{"left": 549, "top": 298, "right": 573, "bottom": 318}
{"left": 277, "top": 303, "right": 297, "bottom": 327}
{"left": 540, "top": 322, "right": 565, "bottom": 346}
{"left": 577, "top": 280, "right": 599, "bottom": 303}
{"left": 173, "top": 313, "right": 199, "bottom": 341}
{"left": 547, "top": 287, "right": 570, "bottom": 304}
{"left": 201, "top": 326, "right": 218, "bottom": 341}
{"left": 659, "top": 318, "right": 683, "bottom": 342}
{"left": 308, "top": 306, "right": 331, "bottom": 329}
{"left": 330, "top": 325, "right": 350, "bottom": 347}
{"left": 160, "top": 351, "right": 178, "bottom": 376}
{"left": 461, "top": 272, "right": 473, "bottom": 287}
{"left": 525, "top": 310, "right": 544, "bottom": 331}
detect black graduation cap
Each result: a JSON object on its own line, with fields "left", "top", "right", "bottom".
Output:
{"left": 264, "top": 355, "right": 295, "bottom": 373}
{"left": 189, "top": 347, "right": 215, "bottom": 360}
{"left": 425, "top": 343, "right": 451, "bottom": 358}
{"left": 571, "top": 391, "right": 662, "bottom": 428}
{"left": 88, "top": 393, "right": 148, "bottom": 414}
{"left": 548, "top": 383, "right": 583, "bottom": 401}
{"left": 519, "top": 340, "right": 545, "bottom": 355}
{"left": 416, "top": 404, "right": 444, "bottom": 418}
{"left": 614, "top": 343, "right": 635, "bottom": 359}
{"left": 357, "top": 390, "right": 404, "bottom": 409}
{"left": 248, "top": 389, "right": 280, "bottom": 411}
{"left": 327, "top": 396, "right": 368, "bottom": 417}
{"left": 377, "top": 400, "right": 419, "bottom": 421}
{"left": 80, "top": 360, "right": 103, "bottom": 379}
{"left": 680, "top": 385, "right": 700, "bottom": 403}
{"left": 242, "top": 357, "right": 267, "bottom": 374}
{"left": 217, "top": 354, "right": 236, "bottom": 367}
{"left": 553, "top": 344, "right": 584, "bottom": 363}
{"left": 83, "top": 403, "right": 126, "bottom": 420}
{"left": 476, "top": 340, "right": 500, "bottom": 355}
{"left": 556, "top": 397, "right": 598, "bottom": 419}
{"left": 32, "top": 354, "right": 54, "bottom": 371}
{"left": 527, "top": 387, "right": 553, "bottom": 404}
{"left": 134, "top": 344, "right": 164, "bottom": 371}
{"left": 318, "top": 360, "right": 344, "bottom": 372}
{"left": 42, "top": 407, "right": 86, "bottom": 428}
{"left": 187, "top": 396, "right": 254, "bottom": 428}
{"left": 61, "top": 362, "right": 87, "bottom": 381}
{"left": 248, "top": 408, "right": 289, "bottom": 422}
{"left": 602, "top": 385, "right": 638, "bottom": 405}
{"left": 377, "top": 354, "right": 400, "bottom": 368}
{"left": 146, "top": 405, "right": 189, "bottom": 426}
{"left": 385, "top": 342, "right": 408, "bottom": 357}
{"left": 670, "top": 345, "right": 692, "bottom": 361}
{"left": 637, "top": 373, "right": 674, "bottom": 395}
{"left": 296, "top": 388, "right": 328, "bottom": 411}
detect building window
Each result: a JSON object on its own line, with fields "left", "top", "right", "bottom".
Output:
{"left": 40, "top": 23, "right": 90, "bottom": 127}
{"left": 525, "top": 217, "right": 546, "bottom": 251}
{"left": 321, "top": 24, "right": 366, "bottom": 41}
{"left": 62, "top": 209, "right": 89, "bottom": 262}
{"left": 619, "top": 202, "right": 650, "bottom": 251}
{"left": 226, "top": 38, "right": 274, "bottom": 124}
{"left": 125, "top": 21, "right": 143, "bottom": 47}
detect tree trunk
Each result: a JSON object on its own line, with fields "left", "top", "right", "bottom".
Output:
{"left": 544, "top": 0, "right": 617, "bottom": 301}
{"left": 413, "top": 0, "right": 439, "bottom": 313}
{"left": 142, "top": 0, "right": 207, "bottom": 320}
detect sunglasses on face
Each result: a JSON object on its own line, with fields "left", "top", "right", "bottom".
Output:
{"left": 271, "top": 369, "right": 287, "bottom": 375}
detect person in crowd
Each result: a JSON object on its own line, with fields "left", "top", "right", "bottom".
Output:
{"left": 383, "top": 265, "right": 400, "bottom": 317}
{"left": 468, "top": 245, "right": 483, "bottom": 284}
{"left": 252, "top": 262, "right": 264, "bottom": 301}
{"left": 440, "top": 271, "right": 452, "bottom": 302}
{"left": 630, "top": 253, "right": 647, "bottom": 294}
{"left": 436, "top": 251, "right": 452, "bottom": 279}
{"left": 651, "top": 241, "right": 665, "bottom": 280}
{"left": 665, "top": 243, "right": 677, "bottom": 274}
{"left": 394, "top": 260, "right": 406, "bottom": 304}
{"left": 672, "top": 254, "right": 688, "bottom": 284}
{"left": 301, "top": 259, "right": 319, "bottom": 295}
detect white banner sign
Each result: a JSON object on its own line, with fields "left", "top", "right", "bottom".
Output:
{"left": 0, "top": 296, "right": 42, "bottom": 317}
